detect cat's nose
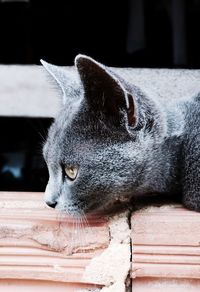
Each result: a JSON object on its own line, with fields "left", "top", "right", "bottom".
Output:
{"left": 46, "top": 201, "right": 57, "bottom": 209}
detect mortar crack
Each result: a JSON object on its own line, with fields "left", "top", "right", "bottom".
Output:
{"left": 125, "top": 210, "right": 133, "bottom": 292}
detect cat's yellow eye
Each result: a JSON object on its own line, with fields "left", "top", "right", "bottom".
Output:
{"left": 64, "top": 166, "right": 78, "bottom": 180}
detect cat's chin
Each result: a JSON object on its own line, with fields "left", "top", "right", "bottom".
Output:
{"left": 58, "top": 201, "right": 129, "bottom": 218}
{"left": 85, "top": 199, "right": 131, "bottom": 217}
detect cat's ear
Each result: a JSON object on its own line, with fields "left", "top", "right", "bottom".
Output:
{"left": 75, "top": 54, "right": 137, "bottom": 127}
{"left": 40, "top": 60, "right": 80, "bottom": 105}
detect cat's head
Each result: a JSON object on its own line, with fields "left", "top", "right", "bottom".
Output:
{"left": 41, "top": 55, "right": 164, "bottom": 216}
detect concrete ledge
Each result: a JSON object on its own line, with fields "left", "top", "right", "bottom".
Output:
{"left": 1, "top": 65, "right": 200, "bottom": 117}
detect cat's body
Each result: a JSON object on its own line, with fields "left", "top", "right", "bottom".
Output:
{"left": 41, "top": 55, "right": 200, "bottom": 216}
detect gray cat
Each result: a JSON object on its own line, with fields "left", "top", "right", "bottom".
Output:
{"left": 41, "top": 54, "right": 200, "bottom": 216}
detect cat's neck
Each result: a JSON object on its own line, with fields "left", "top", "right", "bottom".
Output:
{"left": 135, "top": 103, "right": 185, "bottom": 196}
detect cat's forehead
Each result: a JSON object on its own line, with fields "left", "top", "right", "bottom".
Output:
{"left": 54, "top": 107, "right": 111, "bottom": 140}
{"left": 44, "top": 97, "right": 132, "bottom": 164}
{"left": 46, "top": 120, "right": 122, "bottom": 162}
{"left": 59, "top": 138, "right": 123, "bottom": 166}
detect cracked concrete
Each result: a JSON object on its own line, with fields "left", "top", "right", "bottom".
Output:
{"left": 82, "top": 212, "right": 132, "bottom": 292}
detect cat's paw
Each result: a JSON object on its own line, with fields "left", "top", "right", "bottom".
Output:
{"left": 183, "top": 194, "right": 200, "bottom": 212}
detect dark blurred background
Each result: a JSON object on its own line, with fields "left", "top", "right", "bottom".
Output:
{"left": 0, "top": 0, "right": 200, "bottom": 191}
{"left": 1, "top": 0, "right": 200, "bottom": 68}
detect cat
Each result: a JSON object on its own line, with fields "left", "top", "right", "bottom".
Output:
{"left": 41, "top": 54, "right": 200, "bottom": 216}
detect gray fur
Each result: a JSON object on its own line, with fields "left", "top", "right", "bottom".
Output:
{"left": 41, "top": 54, "right": 200, "bottom": 216}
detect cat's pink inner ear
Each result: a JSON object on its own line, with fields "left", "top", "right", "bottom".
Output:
{"left": 127, "top": 94, "right": 137, "bottom": 127}
{"left": 75, "top": 54, "right": 127, "bottom": 116}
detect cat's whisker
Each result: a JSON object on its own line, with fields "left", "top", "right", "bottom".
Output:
{"left": 56, "top": 207, "right": 69, "bottom": 223}
{"left": 81, "top": 211, "right": 90, "bottom": 229}
{"left": 75, "top": 216, "right": 80, "bottom": 248}
{"left": 78, "top": 217, "right": 83, "bottom": 246}
{"left": 72, "top": 215, "right": 77, "bottom": 251}
{"left": 81, "top": 216, "right": 88, "bottom": 247}
{"left": 76, "top": 217, "right": 82, "bottom": 248}
{"left": 55, "top": 210, "right": 62, "bottom": 225}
